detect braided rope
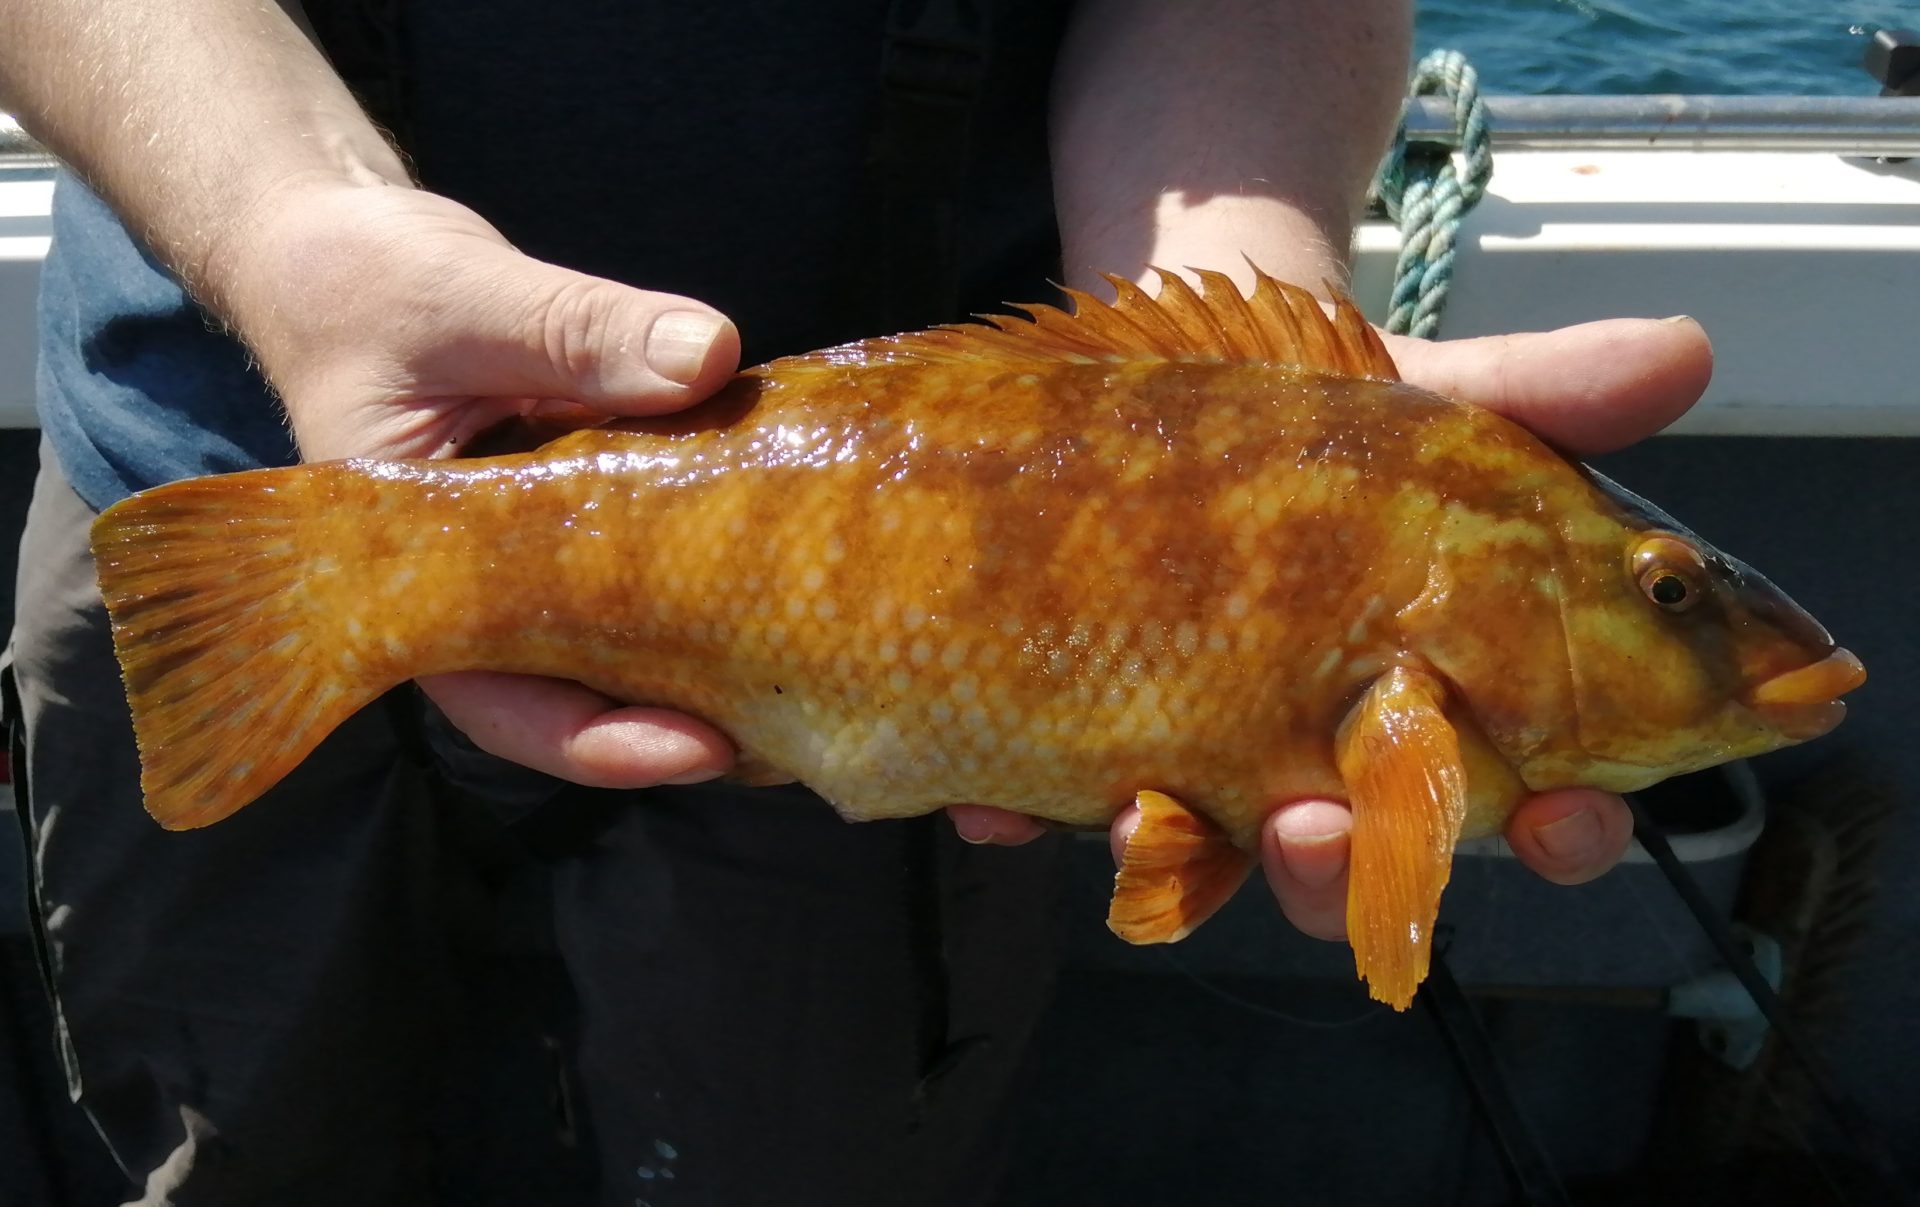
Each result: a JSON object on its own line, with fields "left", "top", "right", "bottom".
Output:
{"left": 1372, "top": 50, "right": 1494, "bottom": 339}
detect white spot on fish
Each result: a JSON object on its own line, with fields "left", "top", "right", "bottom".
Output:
{"left": 910, "top": 638, "right": 933, "bottom": 666}
{"left": 814, "top": 598, "right": 837, "bottom": 621}
{"left": 1174, "top": 621, "right": 1200, "bottom": 658}
{"left": 1225, "top": 594, "right": 1250, "bottom": 620}
{"left": 1347, "top": 655, "right": 1386, "bottom": 680}
{"left": 878, "top": 640, "right": 899, "bottom": 664}
{"left": 888, "top": 668, "right": 911, "bottom": 695}
{"left": 801, "top": 566, "right": 825, "bottom": 592}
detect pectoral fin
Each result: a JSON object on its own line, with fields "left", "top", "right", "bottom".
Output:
{"left": 1108, "top": 790, "right": 1254, "bottom": 944}
{"left": 1336, "top": 667, "right": 1469, "bottom": 1010}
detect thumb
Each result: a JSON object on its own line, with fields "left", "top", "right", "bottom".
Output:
{"left": 426, "top": 246, "right": 742, "bottom": 414}
{"left": 1384, "top": 315, "right": 1712, "bottom": 454}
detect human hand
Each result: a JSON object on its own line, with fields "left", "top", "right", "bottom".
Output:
{"left": 221, "top": 178, "right": 743, "bottom": 788}
{"left": 954, "top": 313, "right": 1714, "bottom": 939}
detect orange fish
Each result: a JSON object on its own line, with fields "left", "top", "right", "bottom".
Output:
{"left": 91, "top": 270, "right": 1864, "bottom": 1009}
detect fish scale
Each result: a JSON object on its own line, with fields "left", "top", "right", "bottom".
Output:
{"left": 89, "top": 269, "right": 1862, "bottom": 1008}
{"left": 378, "top": 363, "right": 1447, "bottom": 838}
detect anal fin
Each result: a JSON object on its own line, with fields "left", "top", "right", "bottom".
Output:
{"left": 1108, "top": 790, "right": 1254, "bottom": 944}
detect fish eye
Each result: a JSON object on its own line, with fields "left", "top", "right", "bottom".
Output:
{"left": 1631, "top": 535, "right": 1707, "bottom": 613}
{"left": 1643, "top": 570, "right": 1695, "bottom": 610}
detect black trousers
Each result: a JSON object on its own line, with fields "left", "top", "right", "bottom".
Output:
{"left": 7, "top": 448, "right": 1067, "bottom": 1206}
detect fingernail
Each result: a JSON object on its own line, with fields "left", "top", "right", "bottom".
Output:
{"left": 646, "top": 310, "right": 727, "bottom": 384}
{"left": 663, "top": 766, "right": 723, "bottom": 786}
{"left": 1280, "top": 831, "right": 1347, "bottom": 889}
{"left": 1660, "top": 314, "right": 1696, "bottom": 326}
{"left": 953, "top": 814, "right": 996, "bottom": 844}
{"left": 1533, "top": 807, "right": 1603, "bottom": 861}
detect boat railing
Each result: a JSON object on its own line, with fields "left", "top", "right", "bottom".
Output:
{"left": 3, "top": 96, "right": 1920, "bottom": 166}
{"left": 1403, "top": 94, "right": 1920, "bottom": 156}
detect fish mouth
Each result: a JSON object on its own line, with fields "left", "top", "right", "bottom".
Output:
{"left": 1747, "top": 647, "right": 1866, "bottom": 740}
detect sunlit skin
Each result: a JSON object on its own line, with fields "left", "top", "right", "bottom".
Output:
{"left": 92, "top": 274, "right": 1860, "bottom": 1005}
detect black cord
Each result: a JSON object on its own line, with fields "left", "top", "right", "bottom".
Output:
{"left": 1420, "top": 945, "right": 1574, "bottom": 1207}
{"left": 1627, "top": 794, "right": 1916, "bottom": 1206}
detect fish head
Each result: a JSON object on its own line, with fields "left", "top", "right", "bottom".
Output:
{"left": 1518, "top": 469, "right": 1863, "bottom": 791}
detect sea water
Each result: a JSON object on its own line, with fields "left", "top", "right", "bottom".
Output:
{"left": 1415, "top": 0, "right": 1914, "bottom": 94}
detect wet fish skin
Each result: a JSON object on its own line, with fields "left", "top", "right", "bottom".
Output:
{"left": 91, "top": 271, "right": 1861, "bottom": 1007}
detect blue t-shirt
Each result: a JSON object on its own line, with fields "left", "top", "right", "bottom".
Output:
{"left": 38, "top": 1, "right": 1071, "bottom": 510}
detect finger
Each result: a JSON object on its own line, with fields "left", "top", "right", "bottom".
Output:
{"left": 1384, "top": 316, "right": 1712, "bottom": 454}
{"left": 1107, "top": 799, "right": 1142, "bottom": 865}
{"left": 419, "top": 670, "right": 734, "bottom": 788}
{"left": 1257, "top": 799, "right": 1353, "bottom": 942}
{"left": 419, "top": 246, "right": 742, "bottom": 413}
{"left": 947, "top": 803, "right": 1048, "bottom": 845}
{"left": 1503, "top": 788, "right": 1635, "bottom": 886}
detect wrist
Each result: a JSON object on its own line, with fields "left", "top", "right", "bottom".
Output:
{"left": 1072, "top": 195, "right": 1354, "bottom": 299}
{"left": 195, "top": 139, "right": 413, "bottom": 320}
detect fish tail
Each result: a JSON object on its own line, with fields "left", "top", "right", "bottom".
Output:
{"left": 90, "top": 465, "right": 398, "bottom": 830}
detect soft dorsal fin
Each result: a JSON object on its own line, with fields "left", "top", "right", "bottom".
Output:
{"left": 773, "top": 266, "right": 1400, "bottom": 381}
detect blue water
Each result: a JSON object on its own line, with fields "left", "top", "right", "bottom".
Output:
{"left": 1415, "top": 0, "right": 1914, "bottom": 94}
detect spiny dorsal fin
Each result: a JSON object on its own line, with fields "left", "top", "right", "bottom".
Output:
{"left": 772, "top": 266, "right": 1400, "bottom": 381}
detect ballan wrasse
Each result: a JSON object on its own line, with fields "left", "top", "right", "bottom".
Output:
{"left": 91, "top": 270, "right": 1864, "bottom": 1009}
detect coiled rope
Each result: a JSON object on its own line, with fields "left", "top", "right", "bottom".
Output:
{"left": 1371, "top": 49, "right": 1494, "bottom": 338}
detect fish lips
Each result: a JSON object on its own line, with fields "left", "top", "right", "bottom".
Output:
{"left": 1746, "top": 647, "right": 1866, "bottom": 741}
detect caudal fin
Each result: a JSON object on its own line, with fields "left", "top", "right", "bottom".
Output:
{"left": 90, "top": 467, "right": 388, "bottom": 830}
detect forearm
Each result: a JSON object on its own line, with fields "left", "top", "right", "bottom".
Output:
{"left": 0, "top": 0, "right": 408, "bottom": 314}
{"left": 1051, "top": 0, "right": 1411, "bottom": 295}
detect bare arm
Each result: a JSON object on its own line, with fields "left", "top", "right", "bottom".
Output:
{"left": 0, "top": 1, "right": 410, "bottom": 315}
{"left": 1050, "top": 0, "right": 1411, "bottom": 294}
